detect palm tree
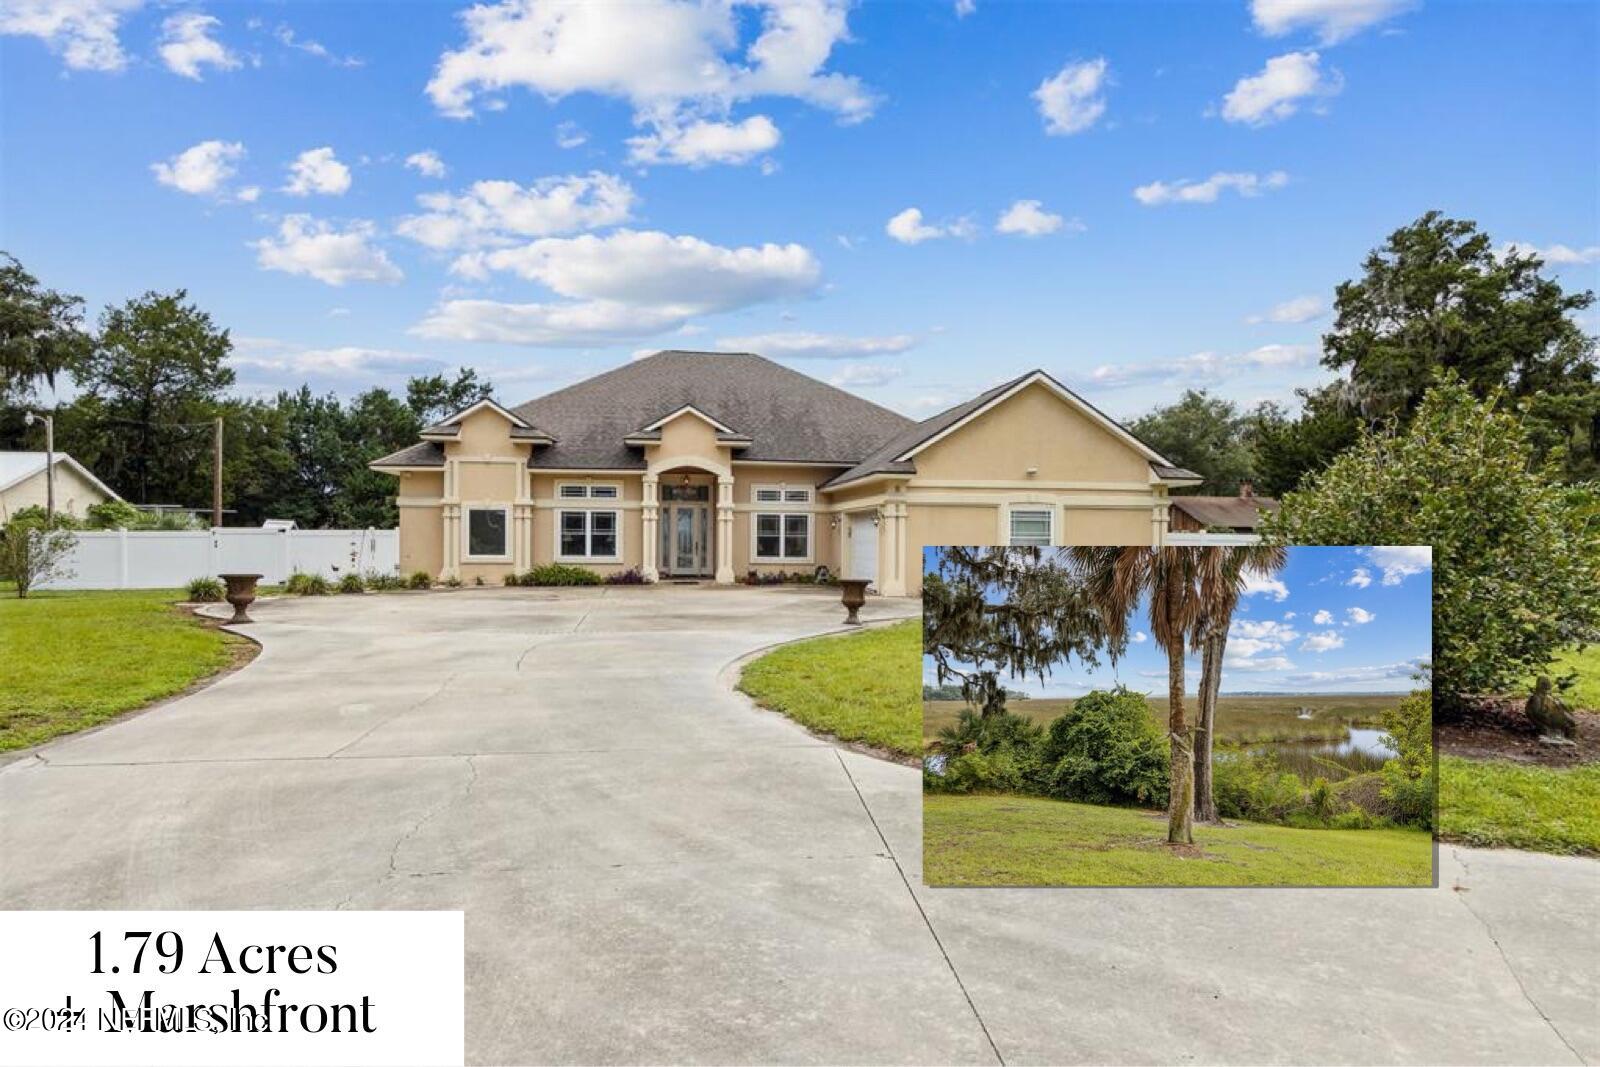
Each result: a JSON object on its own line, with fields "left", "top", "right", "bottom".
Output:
{"left": 1069, "top": 546, "right": 1207, "bottom": 845}
{"left": 1192, "top": 544, "right": 1289, "bottom": 822}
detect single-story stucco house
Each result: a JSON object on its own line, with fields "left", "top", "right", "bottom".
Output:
{"left": 0, "top": 450, "right": 121, "bottom": 521}
{"left": 370, "top": 351, "right": 1200, "bottom": 596}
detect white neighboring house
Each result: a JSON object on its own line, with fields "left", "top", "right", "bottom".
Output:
{"left": 0, "top": 451, "right": 122, "bottom": 521}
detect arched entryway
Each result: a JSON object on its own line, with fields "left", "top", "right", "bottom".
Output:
{"left": 642, "top": 459, "right": 735, "bottom": 583}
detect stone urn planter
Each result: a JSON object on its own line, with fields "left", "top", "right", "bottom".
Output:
{"left": 218, "top": 573, "right": 263, "bottom": 624}
{"left": 838, "top": 578, "right": 870, "bottom": 626}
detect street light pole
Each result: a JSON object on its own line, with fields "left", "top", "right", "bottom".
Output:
{"left": 23, "top": 410, "right": 54, "bottom": 523}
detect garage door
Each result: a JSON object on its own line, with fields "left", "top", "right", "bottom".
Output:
{"left": 848, "top": 512, "right": 878, "bottom": 585}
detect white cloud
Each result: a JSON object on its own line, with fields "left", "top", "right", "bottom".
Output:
{"left": 236, "top": 185, "right": 260, "bottom": 203}
{"left": 1300, "top": 630, "right": 1344, "bottom": 653}
{"left": 404, "top": 150, "right": 448, "bottom": 179}
{"left": 151, "top": 140, "right": 247, "bottom": 198}
{"left": 954, "top": 0, "right": 976, "bottom": 16}
{"left": 1347, "top": 566, "right": 1373, "bottom": 588}
{"left": 628, "top": 114, "right": 780, "bottom": 167}
{"left": 716, "top": 331, "right": 915, "bottom": 359}
{"left": 1251, "top": 0, "right": 1412, "bottom": 45}
{"left": 1283, "top": 612, "right": 1296, "bottom": 620}
{"left": 232, "top": 339, "right": 443, "bottom": 379}
{"left": 272, "top": 23, "right": 362, "bottom": 67}
{"left": 1230, "top": 619, "right": 1299, "bottom": 657}
{"left": 1247, "top": 294, "right": 1325, "bottom": 324}
{"left": 1312, "top": 609, "right": 1333, "bottom": 625}
{"left": 415, "top": 229, "right": 820, "bottom": 345}
{"left": 0, "top": 0, "right": 142, "bottom": 72}
{"left": 1132, "top": 631, "right": 1148, "bottom": 643}
{"left": 997, "top": 199, "right": 1078, "bottom": 237}
{"left": 827, "top": 363, "right": 905, "bottom": 388}
{"left": 1084, "top": 343, "right": 1314, "bottom": 388}
{"left": 1242, "top": 573, "right": 1290, "bottom": 602}
{"left": 1502, "top": 242, "right": 1600, "bottom": 266}
{"left": 397, "top": 171, "right": 635, "bottom": 251}
{"left": 1134, "top": 170, "right": 1289, "bottom": 206}
{"left": 252, "top": 216, "right": 402, "bottom": 286}
{"left": 1226, "top": 654, "right": 1297, "bottom": 673}
{"left": 555, "top": 121, "right": 588, "bottom": 148}
{"left": 282, "top": 147, "right": 352, "bottom": 197}
{"left": 158, "top": 11, "right": 239, "bottom": 79}
{"left": 886, "top": 207, "right": 975, "bottom": 245}
{"left": 1220, "top": 51, "right": 1341, "bottom": 126}
{"left": 1346, "top": 606, "right": 1376, "bottom": 625}
{"left": 1366, "top": 545, "right": 1431, "bottom": 585}
{"left": 424, "top": 0, "right": 876, "bottom": 173}
{"left": 1033, "top": 57, "right": 1109, "bottom": 136}
{"left": 1285, "top": 660, "right": 1423, "bottom": 687}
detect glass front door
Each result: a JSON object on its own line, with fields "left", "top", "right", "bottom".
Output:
{"left": 658, "top": 487, "right": 712, "bottom": 576}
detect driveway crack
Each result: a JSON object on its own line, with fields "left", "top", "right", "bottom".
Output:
{"left": 1450, "top": 847, "right": 1585, "bottom": 1064}
{"left": 328, "top": 672, "right": 458, "bottom": 758}
{"left": 833, "top": 750, "right": 1004, "bottom": 1066}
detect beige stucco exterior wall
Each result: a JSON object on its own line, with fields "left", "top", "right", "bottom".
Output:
{"left": 731, "top": 464, "right": 840, "bottom": 577}
{"left": 529, "top": 472, "right": 644, "bottom": 575}
{"left": 0, "top": 463, "right": 114, "bottom": 520}
{"left": 654, "top": 413, "right": 724, "bottom": 463}
{"left": 399, "top": 503, "right": 444, "bottom": 576}
{"left": 1062, "top": 507, "right": 1156, "bottom": 545}
{"left": 911, "top": 381, "right": 1151, "bottom": 484}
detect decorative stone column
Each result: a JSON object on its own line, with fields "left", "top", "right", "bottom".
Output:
{"left": 442, "top": 502, "right": 461, "bottom": 579}
{"left": 714, "top": 475, "right": 735, "bottom": 584}
{"left": 641, "top": 473, "right": 660, "bottom": 581}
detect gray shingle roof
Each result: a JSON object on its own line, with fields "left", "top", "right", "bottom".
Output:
{"left": 1170, "top": 495, "right": 1280, "bottom": 528}
{"left": 371, "top": 441, "right": 445, "bottom": 468}
{"left": 510, "top": 351, "right": 914, "bottom": 470}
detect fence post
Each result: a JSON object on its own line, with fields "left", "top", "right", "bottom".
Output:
{"left": 208, "top": 527, "right": 220, "bottom": 579}
{"left": 118, "top": 527, "right": 129, "bottom": 589}
{"left": 282, "top": 529, "right": 293, "bottom": 584}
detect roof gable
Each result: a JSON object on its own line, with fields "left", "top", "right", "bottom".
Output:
{"left": 0, "top": 451, "right": 122, "bottom": 500}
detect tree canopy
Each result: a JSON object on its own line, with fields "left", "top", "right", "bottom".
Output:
{"left": 1129, "top": 390, "right": 1257, "bottom": 494}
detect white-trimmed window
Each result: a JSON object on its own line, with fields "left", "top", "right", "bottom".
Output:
{"left": 754, "top": 513, "right": 811, "bottom": 561}
{"left": 558, "top": 509, "right": 619, "bottom": 560}
{"left": 464, "top": 506, "right": 511, "bottom": 560}
{"left": 558, "top": 482, "right": 620, "bottom": 500}
{"left": 753, "top": 484, "right": 813, "bottom": 504}
{"left": 1008, "top": 507, "right": 1054, "bottom": 547}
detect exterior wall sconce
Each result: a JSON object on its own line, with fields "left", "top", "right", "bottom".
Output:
{"left": 1025, "top": 466, "right": 1039, "bottom": 477}
{"left": 873, "top": 514, "right": 881, "bottom": 527}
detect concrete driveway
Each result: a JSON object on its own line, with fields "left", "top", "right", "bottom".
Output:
{"left": 2, "top": 587, "right": 1595, "bottom": 1065}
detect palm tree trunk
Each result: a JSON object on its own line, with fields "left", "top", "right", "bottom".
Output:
{"left": 1193, "top": 626, "right": 1223, "bottom": 823}
{"left": 1167, "top": 642, "right": 1194, "bottom": 845}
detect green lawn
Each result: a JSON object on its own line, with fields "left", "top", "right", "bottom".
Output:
{"left": 0, "top": 589, "right": 244, "bottom": 751}
{"left": 738, "top": 618, "right": 920, "bottom": 758}
{"left": 924, "top": 793, "right": 1434, "bottom": 886}
{"left": 1439, "top": 756, "right": 1600, "bottom": 856}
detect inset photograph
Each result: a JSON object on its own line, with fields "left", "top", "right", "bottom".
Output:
{"left": 922, "top": 544, "right": 1434, "bottom": 887}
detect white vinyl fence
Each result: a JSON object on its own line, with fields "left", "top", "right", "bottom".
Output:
{"left": 41, "top": 527, "right": 398, "bottom": 590}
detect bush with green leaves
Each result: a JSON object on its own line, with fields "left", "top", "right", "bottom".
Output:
{"left": 6, "top": 505, "right": 82, "bottom": 530}
{"left": 364, "top": 571, "right": 406, "bottom": 591}
{"left": 1264, "top": 375, "right": 1600, "bottom": 710}
{"left": 1376, "top": 690, "right": 1436, "bottom": 829}
{"left": 83, "top": 500, "right": 145, "bottom": 530}
{"left": 926, "top": 749, "right": 1031, "bottom": 795}
{"left": 407, "top": 571, "right": 433, "bottom": 589}
{"left": 186, "top": 576, "right": 225, "bottom": 602}
{"left": 337, "top": 573, "right": 366, "bottom": 594}
{"left": 0, "top": 515, "right": 77, "bottom": 597}
{"left": 285, "top": 572, "right": 331, "bottom": 596}
{"left": 1036, "top": 687, "right": 1170, "bottom": 807}
{"left": 1211, "top": 753, "right": 1308, "bottom": 823}
{"left": 521, "top": 563, "right": 603, "bottom": 587}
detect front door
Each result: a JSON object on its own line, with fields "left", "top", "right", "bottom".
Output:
{"left": 659, "top": 484, "right": 712, "bottom": 577}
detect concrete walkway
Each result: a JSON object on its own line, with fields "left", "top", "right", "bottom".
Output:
{"left": 2, "top": 588, "right": 1595, "bottom": 1065}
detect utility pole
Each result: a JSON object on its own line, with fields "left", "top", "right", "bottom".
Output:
{"left": 24, "top": 411, "right": 54, "bottom": 523}
{"left": 212, "top": 416, "right": 223, "bottom": 529}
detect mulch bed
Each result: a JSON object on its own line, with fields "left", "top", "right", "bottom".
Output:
{"left": 1438, "top": 696, "right": 1600, "bottom": 766}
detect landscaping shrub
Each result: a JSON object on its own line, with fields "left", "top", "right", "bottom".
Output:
{"left": 928, "top": 749, "right": 1030, "bottom": 795}
{"left": 523, "top": 563, "right": 602, "bottom": 586}
{"left": 1378, "top": 690, "right": 1436, "bottom": 829}
{"left": 337, "top": 573, "right": 366, "bottom": 594}
{"left": 284, "top": 572, "right": 312, "bottom": 595}
{"left": 364, "top": 571, "right": 406, "bottom": 591}
{"left": 185, "top": 577, "right": 224, "bottom": 602}
{"left": 1211, "top": 752, "right": 1308, "bottom": 823}
{"left": 443, "top": 576, "right": 463, "bottom": 588}
{"left": 84, "top": 500, "right": 144, "bottom": 530}
{"left": 295, "top": 573, "right": 331, "bottom": 596}
{"left": 1036, "top": 687, "right": 1170, "bottom": 806}
{"left": 1264, "top": 375, "right": 1600, "bottom": 711}
{"left": 407, "top": 571, "right": 433, "bottom": 589}
{"left": 605, "top": 566, "right": 650, "bottom": 585}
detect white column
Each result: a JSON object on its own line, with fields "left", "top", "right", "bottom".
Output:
{"left": 641, "top": 473, "right": 660, "bottom": 581}
{"left": 714, "top": 475, "right": 735, "bottom": 584}
{"left": 879, "top": 497, "right": 909, "bottom": 597}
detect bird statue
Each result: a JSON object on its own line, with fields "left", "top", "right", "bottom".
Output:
{"left": 1525, "top": 676, "right": 1577, "bottom": 740}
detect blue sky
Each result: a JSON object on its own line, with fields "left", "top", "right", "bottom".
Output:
{"left": 2, "top": 1, "right": 1596, "bottom": 419}
{"left": 921, "top": 546, "right": 1432, "bottom": 694}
